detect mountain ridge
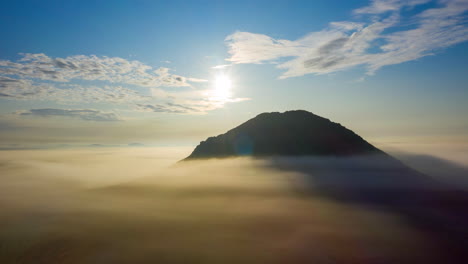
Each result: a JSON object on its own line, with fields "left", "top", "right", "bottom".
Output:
{"left": 183, "top": 110, "right": 387, "bottom": 161}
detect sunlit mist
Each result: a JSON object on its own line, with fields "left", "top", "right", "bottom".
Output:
{"left": 0, "top": 148, "right": 456, "bottom": 263}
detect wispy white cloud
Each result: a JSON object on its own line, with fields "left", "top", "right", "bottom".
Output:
{"left": 0, "top": 76, "right": 148, "bottom": 103}
{"left": 136, "top": 97, "right": 250, "bottom": 114}
{"left": 353, "top": 0, "right": 431, "bottom": 14}
{"left": 140, "top": 88, "right": 250, "bottom": 114}
{"left": 212, "top": 64, "right": 232, "bottom": 69}
{"left": 17, "top": 108, "right": 122, "bottom": 122}
{"left": 186, "top": 77, "right": 209, "bottom": 83}
{"left": 0, "top": 75, "right": 247, "bottom": 115}
{"left": 0, "top": 53, "right": 246, "bottom": 116}
{"left": 136, "top": 103, "right": 201, "bottom": 114}
{"left": 224, "top": 0, "right": 468, "bottom": 78}
{"left": 0, "top": 53, "right": 198, "bottom": 87}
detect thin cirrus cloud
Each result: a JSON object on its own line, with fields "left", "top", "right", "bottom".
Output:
{"left": 353, "top": 0, "right": 431, "bottom": 14}
{"left": 137, "top": 98, "right": 250, "bottom": 114}
{"left": 0, "top": 76, "right": 148, "bottom": 103}
{"left": 0, "top": 74, "right": 234, "bottom": 115}
{"left": 17, "top": 108, "right": 122, "bottom": 122}
{"left": 0, "top": 53, "right": 248, "bottom": 117}
{"left": 0, "top": 54, "right": 200, "bottom": 106}
{"left": 138, "top": 88, "right": 251, "bottom": 114}
{"left": 136, "top": 103, "right": 201, "bottom": 114}
{"left": 223, "top": 0, "right": 468, "bottom": 78}
{"left": 0, "top": 53, "right": 201, "bottom": 87}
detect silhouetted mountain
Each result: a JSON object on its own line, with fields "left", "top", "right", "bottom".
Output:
{"left": 184, "top": 110, "right": 386, "bottom": 160}
{"left": 181, "top": 110, "right": 468, "bottom": 259}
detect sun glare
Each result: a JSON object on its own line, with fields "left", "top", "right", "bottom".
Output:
{"left": 213, "top": 74, "right": 232, "bottom": 100}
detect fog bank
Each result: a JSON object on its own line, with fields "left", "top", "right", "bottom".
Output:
{"left": 1, "top": 148, "right": 467, "bottom": 263}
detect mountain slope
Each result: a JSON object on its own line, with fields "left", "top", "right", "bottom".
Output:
{"left": 184, "top": 110, "right": 385, "bottom": 160}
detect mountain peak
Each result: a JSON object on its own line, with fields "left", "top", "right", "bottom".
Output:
{"left": 184, "top": 110, "right": 384, "bottom": 160}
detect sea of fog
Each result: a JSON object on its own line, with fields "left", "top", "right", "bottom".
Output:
{"left": 0, "top": 147, "right": 467, "bottom": 263}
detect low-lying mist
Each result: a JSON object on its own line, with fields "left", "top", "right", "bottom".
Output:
{"left": 0, "top": 148, "right": 467, "bottom": 264}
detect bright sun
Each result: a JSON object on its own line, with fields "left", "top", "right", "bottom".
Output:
{"left": 213, "top": 74, "right": 232, "bottom": 99}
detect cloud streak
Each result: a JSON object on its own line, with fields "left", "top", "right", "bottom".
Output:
{"left": 0, "top": 76, "right": 148, "bottom": 103}
{"left": 0, "top": 54, "right": 246, "bottom": 116}
{"left": 17, "top": 108, "right": 122, "bottom": 122}
{"left": 353, "top": 0, "right": 431, "bottom": 14}
{"left": 0, "top": 75, "right": 248, "bottom": 115}
{"left": 138, "top": 88, "right": 250, "bottom": 114}
{"left": 224, "top": 0, "right": 468, "bottom": 78}
{"left": 0, "top": 53, "right": 203, "bottom": 87}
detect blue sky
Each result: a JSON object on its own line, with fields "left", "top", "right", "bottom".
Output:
{"left": 0, "top": 0, "right": 467, "bottom": 149}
